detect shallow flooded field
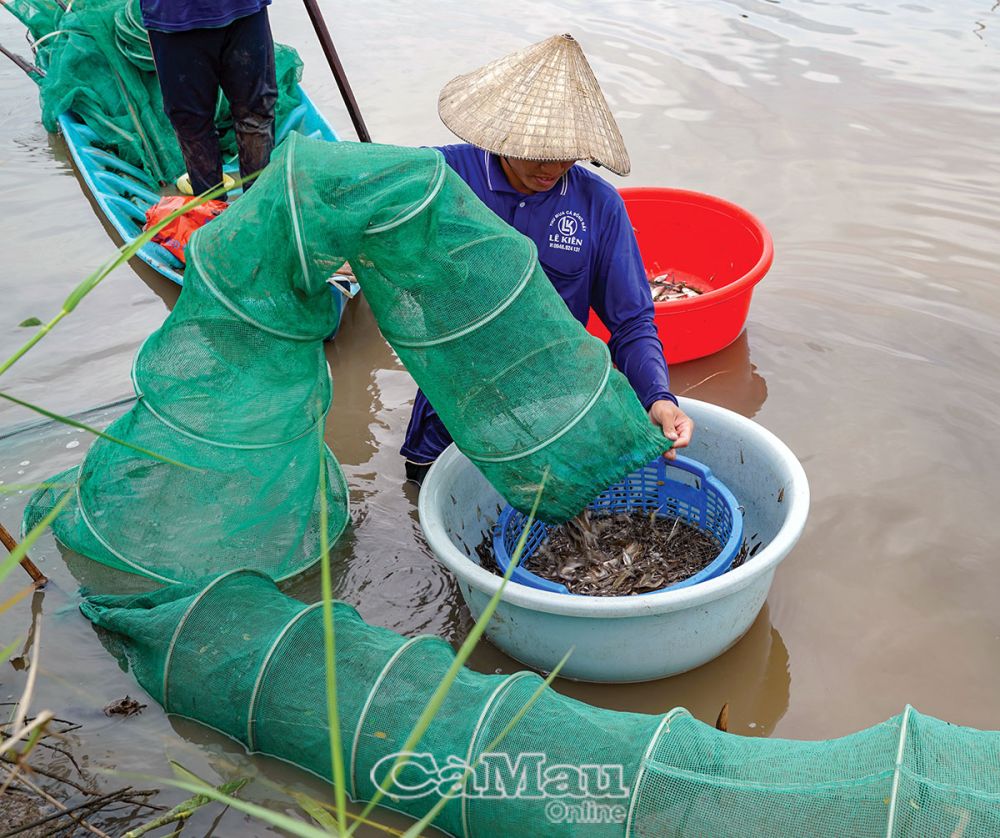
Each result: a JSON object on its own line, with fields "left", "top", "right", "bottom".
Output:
{"left": 2, "top": 0, "right": 999, "bottom": 833}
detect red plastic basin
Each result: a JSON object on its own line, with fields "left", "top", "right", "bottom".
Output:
{"left": 586, "top": 187, "right": 773, "bottom": 364}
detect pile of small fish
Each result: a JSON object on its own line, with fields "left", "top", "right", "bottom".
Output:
{"left": 649, "top": 271, "right": 703, "bottom": 302}
{"left": 478, "top": 508, "right": 723, "bottom": 597}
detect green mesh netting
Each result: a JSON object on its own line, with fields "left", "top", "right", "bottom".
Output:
{"left": 23, "top": 137, "right": 349, "bottom": 583}
{"left": 25, "top": 134, "right": 667, "bottom": 570}
{"left": 347, "top": 150, "right": 669, "bottom": 519}
{"left": 6, "top": 0, "right": 305, "bottom": 183}
{"left": 9, "top": 21, "right": 1000, "bottom": 829}
{"left": 281, "top": 134, "right": 665, "bottom": 520}
{"left": 10, "top": 5, "right": 1000, "bottom": 832}
{"left": 81, "top": 570, "right": 1000, "bottom": 838}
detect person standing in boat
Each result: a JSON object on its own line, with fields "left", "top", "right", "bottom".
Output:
{"left": 401, "top": 33, "right": 693, "bottom": 485}
{"left": 140, "top": 0, "right": 278, "bottom": 195}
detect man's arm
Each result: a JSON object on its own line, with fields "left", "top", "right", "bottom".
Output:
{"left": 590, "top": 199, "right": 693, "bottom": 457}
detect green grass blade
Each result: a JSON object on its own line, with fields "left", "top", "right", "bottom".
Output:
{"left": 0, "top": 585, "right": 33, "bottom": 616}
{"left": 292, "top": 791, "right": 341, "bottom": 831}
{"left": 467, "top": 650, "right": 572, "bottom": 758}
{"left": 0, "top": 391, "right": 198, "bottom": 471}
{"left": 18, "top": 721, "right": 47, "bottom": 761}
{"left": 122, "top": 773, "right": 333, "bottom": 838}
{"left": 0, "top": 637, "right": 23, "bottom": 664}
{"left": 0, "top": 482, "right": 75, "bottom": 495}
{"left": 123, "top": 781, "right": 247, "bottom": 838}
{"left": 253, "top": 774, "right": 405, "bottom": 836}
{"left": 0, "top": 489, "right": 71, "bottom": 586}
{"left": 168, "top": 760, "right": 227, "bottom": 788}
{"left": 400, "top": 648, "right": 573, "bottom": 838}
{"left": 317, "top": 415, "right": 348, "bottom": 834}
{"left": 0, "top": 179, "right": 232, "bottom": 378}
{"left": 290, "top": 792, "right": 407, "bottom": 836}
{"left": 346, "top": 469, "right": 549, "bottom": 835}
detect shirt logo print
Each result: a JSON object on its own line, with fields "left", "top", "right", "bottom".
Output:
{"left": 548, "top": 210, "right": 587, "bottom": 254}
{"left": 557, "top": 215, "right": 579, "bottom": 237}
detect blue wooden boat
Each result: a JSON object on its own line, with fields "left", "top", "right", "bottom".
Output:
{"left": 57, "top": 90, "right": 354, "bottom": 335}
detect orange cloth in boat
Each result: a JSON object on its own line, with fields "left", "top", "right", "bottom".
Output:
{"left": 143, "top": 196, "right": 228, "bottom": 263}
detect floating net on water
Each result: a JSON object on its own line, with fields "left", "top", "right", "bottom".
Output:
{"left": 82, "top": 569, "right": 1000, "bottom": 838}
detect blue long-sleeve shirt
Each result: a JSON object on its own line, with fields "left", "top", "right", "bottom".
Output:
{"left": 437, "top": 144, "right": 675, "bottom": 410}
{"left": 140, "top": 0, "right": 270, "bottom": 31}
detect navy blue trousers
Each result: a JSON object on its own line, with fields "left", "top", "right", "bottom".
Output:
{"left": 148, "top": 9, "right": 277, "bottom": 194}
{"left": 401, "top": 390, "right": 453, "bottom": 465}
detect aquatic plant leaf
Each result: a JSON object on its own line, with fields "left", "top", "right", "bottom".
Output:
{"left": 0, "top": 391, "right": 198, "bottom": 471}
{"left": 0, "top": 585, "right": 32, "bottom": 616}
{"left": 0, "top": 179, "right": 231, "bottom": 378}
{"left": 317, "top": 409, "right": 348, "bottom": 834}
{"left": 0, "top": 482, "right": 74, "bottom": 495}
{"left": 400, "top": 648, "right": 572, "bottom": 838}
{"left": 122, "top": 772, "right": 258, "bottom": 838}
{"left": 346, "top": 470, "right": 549, "bottom": 836}
{"left": 292, "top": 791, "right": 343, "bottom": 832}
{"left": 0, "top": 637, "right": 22, "bottom": 664}
{"left": 122, "top": 771, "right": 310, "bottom": 838}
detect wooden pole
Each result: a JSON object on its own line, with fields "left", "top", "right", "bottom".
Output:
{"left": 0, "top": 43, "right": 45, "bottom": 78}
{"left": 0, "top": 523, "right": 47, "bottom": 588}
{"left": 300, "top": 0, "right": 371, "bottom": 143}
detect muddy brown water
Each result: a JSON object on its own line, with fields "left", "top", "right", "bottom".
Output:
{"left": 2, "top": 1, "right": 999, "bottom": 833}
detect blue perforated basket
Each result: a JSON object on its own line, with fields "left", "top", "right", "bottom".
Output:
{"left": 492, "top": 456, "right": 743, "bottom": 595}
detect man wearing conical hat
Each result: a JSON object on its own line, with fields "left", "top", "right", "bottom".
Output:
{"left": 402, "top": 34, "right": 693, "bottom": 484}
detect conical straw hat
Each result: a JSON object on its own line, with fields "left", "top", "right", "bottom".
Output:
{"left": 439, "top": 34, "right": 631, "bottom": 176}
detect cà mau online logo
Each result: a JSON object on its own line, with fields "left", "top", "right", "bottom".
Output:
{"left": 371, "top": 751, "right": 629, "bottom": 801}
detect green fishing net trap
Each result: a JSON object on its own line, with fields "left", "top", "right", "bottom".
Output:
{"left": 82, "top": 569, "right": 1000, "bottom": 838}
{"left": 22, "top": 132, "right": 1000, "bottom": 836}
{"left": 26, "top": 134, "right": 668, "bottom": 584}
{"left": 12, "top": 13, "right": 1000, "bottom": 831}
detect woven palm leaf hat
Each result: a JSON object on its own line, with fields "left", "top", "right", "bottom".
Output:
{"left": 438, "top": 33, "right": 631, "bottom": 176}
